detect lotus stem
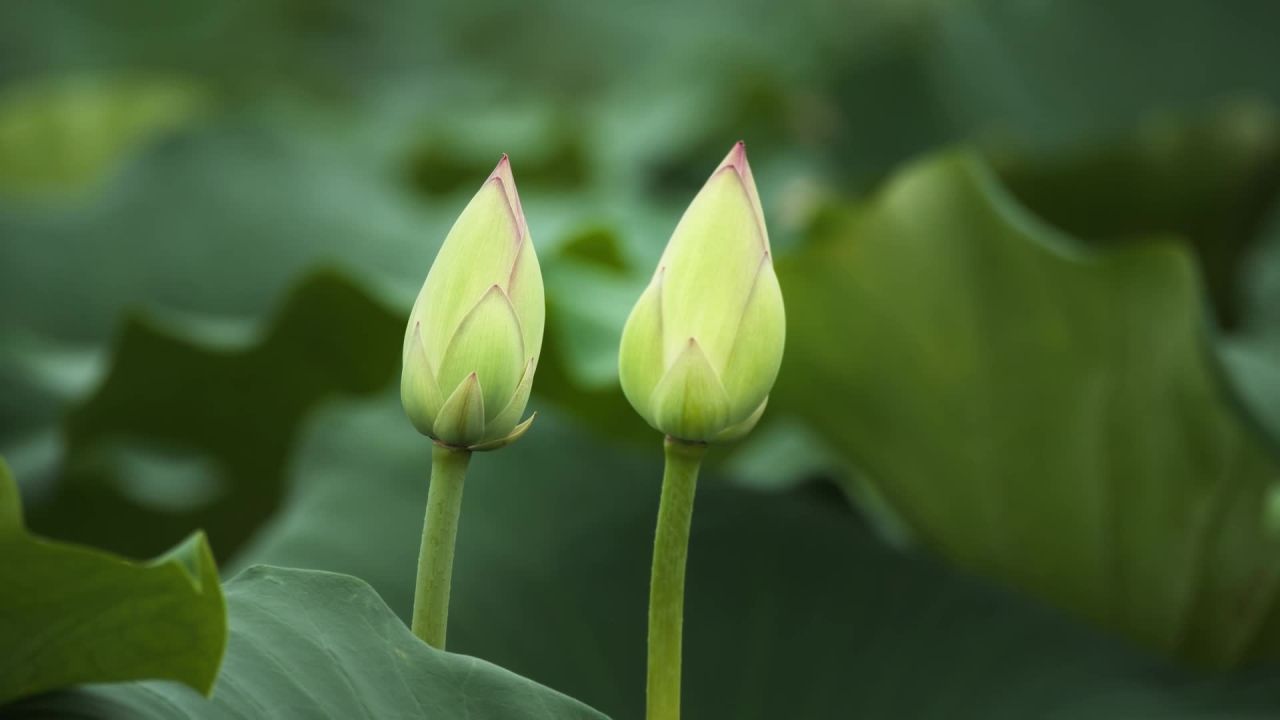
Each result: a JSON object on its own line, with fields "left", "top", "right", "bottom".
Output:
{"left": 411, "top": 444, "right": 472, "bottom": 649}
{"left": 646, "top": 437, "right": 706, "bottom": 720}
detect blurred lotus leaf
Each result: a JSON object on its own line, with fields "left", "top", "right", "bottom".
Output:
{"left": 0, "top": 75, "right": 208, "bottom": 199}
{"left": 24, "top": 271, "right": 401, "bottom": 559}
{"left": 775, "top": 150, "right": 1280, "bottom": 668}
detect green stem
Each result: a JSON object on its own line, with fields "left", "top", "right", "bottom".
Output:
{"left": 411, "top": 444, "right": 472, "bottom": 649}
{"left": 646, "top": 437, "right": 706, "bottom": 720}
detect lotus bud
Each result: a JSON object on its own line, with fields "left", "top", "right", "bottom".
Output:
{"left": 619, "top": 142, "right": 785, "bottom": 443}
{"left": 402, "top": 155, "right": 544, "bottom": 451}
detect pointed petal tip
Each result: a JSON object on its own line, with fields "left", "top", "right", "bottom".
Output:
{"left": 716, "top": 141, "right": 750, "bottom": 175}
{"left": 485, "top": 156, "right": 528, "bottom": 242}
{"left": 489, "top": 153, "right": 512, "bottom": 177}
{"left": 651, "top": 263, "right": 667, "bottom": 289}
{"left": 405, "top": 319, "right": 427, "bottom": 364}
{"left": 705, "top": 142, "right": 768, "bottom": 250}
{"left": 481, "top": 283, "right": 518, "bottom": 307}
{"left": 432, "top": 371, "right": 486, "bottom": 445}
{"left": 709, "top": 162, "right": 750, "bottom": 190}
{"left": 713, "top": 397, "right": 768, "bottom": 443}
{"left": 469, "top": 412, "right": 537, "bottom": 452}
{"left": 710, "top": 164, "right": 740, "bottom": 180}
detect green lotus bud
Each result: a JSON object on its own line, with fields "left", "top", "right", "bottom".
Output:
{"left": 402, "top": 155, "right": 544, "bottom": 450}
{"left": 619, "top": 142, "right": 785, "bottom": 443}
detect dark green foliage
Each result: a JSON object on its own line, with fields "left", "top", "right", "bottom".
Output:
{"left": 3, "top": 0, "right": 1280, "bottom": 716}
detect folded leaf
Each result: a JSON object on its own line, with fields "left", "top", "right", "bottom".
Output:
{"left": 0, "top": 458, "right": 226, "bottom": 706}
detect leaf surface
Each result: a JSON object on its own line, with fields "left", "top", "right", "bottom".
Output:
{"left": 9, "top": 566, "right": 606, "bottom": 720}
{"left": 0, "top": 459, "right": 225, "bottom": 706}
{"left": 775, "top": 151, "right": 1280, "bottom": 666}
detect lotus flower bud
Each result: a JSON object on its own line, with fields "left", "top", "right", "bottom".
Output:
{"left": 619, "top": 142, "right": 785, "bottom": 443}
{"left": 402, "top": 156, "right": 544, "bottom": 451}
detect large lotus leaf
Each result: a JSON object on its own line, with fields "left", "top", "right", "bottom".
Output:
{"left": 0, "top": 458, "right": 225, "bottom": 706}
{"left": 226, "top": 391, "right": 1280, "bottom": 719}
{"left": 6, "top": 566, "right": 605, "bottom": 720}
{"left": 773, "top": 150, "right": 1280, "bottom": 667}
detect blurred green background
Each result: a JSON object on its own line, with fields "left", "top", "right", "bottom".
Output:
{"left": 4, "top": 0, "right": 1280, "bottom": 717}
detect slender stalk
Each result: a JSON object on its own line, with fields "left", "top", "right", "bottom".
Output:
{"left": 646, "top": 437, "right": 707, "bottom": 720}
{"left": 411, "top": 444, "right": 472, "bottom": 649}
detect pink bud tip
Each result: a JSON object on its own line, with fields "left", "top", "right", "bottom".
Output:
{"left": 716, "top": 141, "right": 749, "bottom": 174}
{"left": 486, "top": 154, "right": 528, "bottom": 242}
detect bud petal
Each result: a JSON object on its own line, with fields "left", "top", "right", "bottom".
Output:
{"left": 490, "top": 154, "right": 545, "bottom": 359}
{"left": 486, "top": 357, "right": 535, "bottom": 439}
{"left": 433, "top": 373, "right": 486, "bottom": 446}
{"left": 401, "top": 323, "right": 445, "bottom": 436}
{"left": 437, "top": 286, "right": 525, "bottom": 422}
{"left": 718, "top": 260, "right": 786, "bottom": 422}
{"left": 469, "top": 412, "right": 537, "bottom": 452}
{"left": 410, "top": 175, "right": 522, "bottom": 370}
{"left": 716, "top": 141, "right": 769, "bottom": 248}
{"left": 618, "top": 271, "right": 666, "bottom": 426}
{"left": 650, "top": 339, "right": 730, "bottom": 442}
{"left": 659, "top": 167, "right": 766, "bottom": 368}
{"left": 488, "top": 154, "right": 528, "bottom": 240}
{"left": 713, "top": 398, "right": 768, "bottom": 443}
{"left": 507, "top": 235, "right": 546, "bottom": 363}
